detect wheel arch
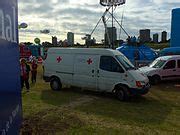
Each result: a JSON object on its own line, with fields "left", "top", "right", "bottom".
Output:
{"left": 149, "top": 72, "right": 161, "bottom": 78}
{"left": 112, "top": 83, "right": 130, "bottom": 93}
{"left": 50, "top": 75, "right": 61, "bottom": 82}
{"left": 149, "top": 74, "right": 161, "bottom": 80}
{"left": 152, "top": 74, "right": 161, "bottom": 78}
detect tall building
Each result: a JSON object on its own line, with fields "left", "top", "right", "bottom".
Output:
{"left": 85, "top": 34, "right": 91, "bottom": 47}
{"left": 67, "top": 32, "right": 74, "bottom": 46}
{"left": 161, "top": 31, "right": 167, "bottom": 43}
{"left": 105, "top": 27, "right": 117, "bottom": 47}
{"left": 52, "top": 36, "right": 57, "bottom": 45}
{"left": 139, "top": 29, "right": 151, "bottom": 43}
{"left": 153, "top": 33, "right": 159, "bottom": 43}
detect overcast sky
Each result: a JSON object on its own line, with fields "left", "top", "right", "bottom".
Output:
{"left": 18, "top": 0, "right": 180, "bottom": 44}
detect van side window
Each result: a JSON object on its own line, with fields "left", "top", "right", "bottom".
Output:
{"left": 163, "top": 60, "right": 176, "bottom": 69}
{"left": 178, "top": 60, "right": 180, "bottom": 68}
{"left": 100, "top": 56, "right": 124, "bottom": 73}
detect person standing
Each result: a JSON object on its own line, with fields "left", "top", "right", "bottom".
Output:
{"left": 26, "top": 61, "right": 31, "bottom": 81}
{"left": 42, "top": 58, "right": 45, "bottom": 76}
{"left": 31, "top": 59, "right": 38, "bottom": 83}
{"left": 20, "top": 58, "right": 30, "bottom": 91}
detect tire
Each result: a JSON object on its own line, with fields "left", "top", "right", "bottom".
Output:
{"left": 115, "top": 86, "right": 129, "bottom": 101}
{"left": 50, "top": 78, "right": 62, "bottom": 91}
{"left": 151, "top": 75, "right": 161, "bottom": 85}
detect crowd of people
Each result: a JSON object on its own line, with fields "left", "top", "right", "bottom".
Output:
{"left": 20, "top": 57, "right": 38, "bottom": 91}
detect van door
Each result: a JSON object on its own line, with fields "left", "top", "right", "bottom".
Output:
{"left": 160, "top": 60, "right": 176, "bottom": 80}
{"left": 73, "top": 55, "right": 98, "bottom": 90}
{"left": 97, "top": 56, "right": 126, "bottom": 92}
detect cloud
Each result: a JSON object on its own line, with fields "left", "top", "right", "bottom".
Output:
{"left": 18, "top": 0, "right": 180, "bottom": 43}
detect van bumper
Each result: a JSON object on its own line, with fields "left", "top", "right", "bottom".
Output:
{"left": 43, "top": 76, "right": 51, "bottom": 82}
{"left": 130, "top": 83, "right": 150, "bottom": 95}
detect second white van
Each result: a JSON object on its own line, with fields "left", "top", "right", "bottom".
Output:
{"left": 43, "top": 48, "right": 150, "bottom": 101}
{"left": 139, "top": 55, "right": 180, "bottom": 84}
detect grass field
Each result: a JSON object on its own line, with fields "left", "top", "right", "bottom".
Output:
{"left": 21, "top": 65, "right": 180, "bottom": 135}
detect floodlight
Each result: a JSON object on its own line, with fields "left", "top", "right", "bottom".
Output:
{"left": 100, "top": 0, "right": 126, "bottom": 6}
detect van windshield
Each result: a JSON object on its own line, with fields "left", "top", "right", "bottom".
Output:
{"left": 149, "top": 59, "right": 166, "bottom": 68}
{"left": 115, "top": 55, "right": 135, "bottom": 70}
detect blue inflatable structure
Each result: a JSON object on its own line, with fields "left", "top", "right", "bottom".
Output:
{"left": 159, "top": 47, "right": 180, "bottom": 56}
{"left": 171, "top": 8, "right": 180, "bottom": 47}
{"left": 116, "top": 43, "right": 158, "bottom": 66}
{"left": 159, "top": 8, "right": 180, "bottom": 56}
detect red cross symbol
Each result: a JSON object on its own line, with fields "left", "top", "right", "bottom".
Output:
{"left": 87, "top": 58, "right": 93, "bottom": 65}
{"left": 57, "top": 56, "right": 62, "bottom": 63}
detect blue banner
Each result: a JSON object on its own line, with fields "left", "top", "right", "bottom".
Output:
{"left": 0, "top": 0, "right": 22, "bottom": 134}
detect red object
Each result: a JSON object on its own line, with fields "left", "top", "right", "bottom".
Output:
{"left": 87, "top": 58, "right": 93, "bottom": 65}
{"left": 136, "top": 81, "right": 142, "bottom": 87}
{"left": 37, "top": 57, "right": 43, "bottom": 63}
{"left": 19, "top": 44, "right": 32, "bottom": 58}
{"left": 57, "top": 56, "right": 62, "bottom": 63}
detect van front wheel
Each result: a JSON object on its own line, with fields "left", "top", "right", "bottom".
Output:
{"left": 115, "top": 86, "right": 129, "bottom": 101}
{"left": 151, "top": 75, "right": 161, "bottom": 85}
{"left": 50, "top": 78, "right": 62, "bottom": 91}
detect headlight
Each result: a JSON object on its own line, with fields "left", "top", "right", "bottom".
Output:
{"left": 136, "top": 81, "right": 146, "bottom": 87}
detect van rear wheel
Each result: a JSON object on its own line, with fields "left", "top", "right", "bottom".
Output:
{"left": 50, "top": 78, "right": 62, "bottom": 91}
{"left": 115, "top": 86, "right": 129, "bottom": 101}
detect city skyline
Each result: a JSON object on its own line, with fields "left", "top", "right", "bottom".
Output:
{"left": 18, "top": 0, "right": 180, "bottom": 44}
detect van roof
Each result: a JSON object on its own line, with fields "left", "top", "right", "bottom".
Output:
{"left": 48, "top": 48, "right": 123, "bottom": 56}
{"left": 157, "top": 55, "right": 180, "bottom": 61}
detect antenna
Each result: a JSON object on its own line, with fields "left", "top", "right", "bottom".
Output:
{"left": 89, "top": 1, "right": 127, "bottom": 49}
{"left": 99, "top": 0, "right": 126, "bottom": 49}
{"left": 100, "top": 0, "right": 126, "bottom": 7}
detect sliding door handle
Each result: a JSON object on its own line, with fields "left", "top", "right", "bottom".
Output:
{"left": 97, "top": 70, "right": 99, "bottom": 74}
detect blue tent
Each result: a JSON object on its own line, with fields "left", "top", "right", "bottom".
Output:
{"left": 116, "top": 43, "right": 158, "bottom": 65}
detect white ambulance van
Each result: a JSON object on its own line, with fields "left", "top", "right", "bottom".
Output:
{"left": 139, "top": 55, "right": 180, "bottom": 84}
{"left": 43, "top": 48, "right": 150, "bottom": 101}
